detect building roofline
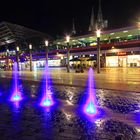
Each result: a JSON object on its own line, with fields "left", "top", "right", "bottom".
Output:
{"left": 103, "top": 26, "right": 137, "bottom": 34}
{"left": 54, "top": 25, "right": 139, "bottom": 44}
{"left": 0, "top": 21, "right": 53, "bottom": 40}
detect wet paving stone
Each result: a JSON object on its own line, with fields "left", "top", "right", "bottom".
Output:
{"left": 0, "top": 81, "right": 140, "bottom": 139}
{"left": 101, "top": 96, "right": 140, "bottom": 114}
{"left": 103, "top": 119, "right": 137, "bottom": 139}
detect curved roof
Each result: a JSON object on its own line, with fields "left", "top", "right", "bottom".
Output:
{"left": 0, "top": 21, "right": 53, "bottom": 46}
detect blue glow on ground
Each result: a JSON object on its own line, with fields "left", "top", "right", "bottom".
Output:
{"left": 42, "top": 98, "right": 51, "bottom": 106}
{"left": 13, "top": 101, "right": 20, "bottom": 109}
{"left": 11, "top": 93, "right": 22, "bottom": 102}
{"left": 12, "top": 94, "right": 20, "bottom": 101}
{"left": 40, "top": 89, "right": 54, "bottom": 107}
{"left": 133, "top": 112, "right": 140, "bottom": 125}
{"left": 84, "top": 68, "right": 97, "bottom": 116}
{"left": 86, "top": 101, "right": 96, "bottom": 114}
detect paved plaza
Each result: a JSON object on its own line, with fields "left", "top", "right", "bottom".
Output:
{"left": 0, "top": 67, "right": 140, "bottom": 92}
{"left": 0, "top": 68, "right": 140, "bottom": 140}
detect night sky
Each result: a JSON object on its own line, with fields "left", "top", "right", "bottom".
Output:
{"left": 1, "top": 0, "right": 140, "bottom": 38}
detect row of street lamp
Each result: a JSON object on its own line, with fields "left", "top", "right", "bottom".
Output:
{"left": 96, "top": 29, "right": 101, "bottom": 73}
{"left": 65, "top": 29, "right": 101, "bottom": 74}
{"left": 10, "top": 29, "right": 101, "bottom": 73}
{"left": 66, "top": 36, "right": 70, "bottom": 73}
{"left": 14, "top": 41, "right": 49, "bottom": 71}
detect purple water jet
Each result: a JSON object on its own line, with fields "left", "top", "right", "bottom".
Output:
{"left": 84, "top": 67, "right": 97, "bottom": 116}
{"left": 40, "top": 64, "right": 54, "bottom": 107}
{"left": 10, "top": 62, "right": 22, "bottom": 103}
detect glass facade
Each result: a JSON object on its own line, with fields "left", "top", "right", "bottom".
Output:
{"left": 106, "top": 55, "right": 140, "bottom": 67}
{"left": 127, "top": 55, "right": 140, "bottom": 67}
{"left": 106, "top": 56, "right": 119, "bottom": 67}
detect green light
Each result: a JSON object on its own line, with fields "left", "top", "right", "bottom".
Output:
{"left": 128, "top": 34, "right": 132, "bottom": 37}
{"left": 110, "top": 33, "right": 114, "bottom": 35}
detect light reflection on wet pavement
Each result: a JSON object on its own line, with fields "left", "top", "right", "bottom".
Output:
{"left": 0, "top": 81, "right": 140, "bottom": 140}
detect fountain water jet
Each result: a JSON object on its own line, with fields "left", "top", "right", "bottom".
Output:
{"left": 10, "top": 62, "right": 22, "bottom": 103}
{"left": 40, "top": 63, "right": 54, "bottom": 107}
{"left": 84, "top": 67, "right": 97, "bottom": 116}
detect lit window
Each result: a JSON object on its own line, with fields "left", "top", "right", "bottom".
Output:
{"left": 110, "top": 33, "right": 114, "bottom": 35}
{"left": 123, "top": 30, "right": 128, "bottom": 33}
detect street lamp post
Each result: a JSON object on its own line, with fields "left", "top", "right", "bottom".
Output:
{"left": 45, "top": 40, "right": 49, "bottom": 67}
{"left": 66, "top": 36, "right": 70, "bottom": 73}
{"left": 16, "top": 46, "right": 20, "bottom": 71}
{"left": 96, "top": 29, "right": 101, "bottom": 73}
{"left": 6, "top": 49, "right": 9, "bottom": 70}
{"left": 29, "top": 44, "right": 32, "bottom": 71}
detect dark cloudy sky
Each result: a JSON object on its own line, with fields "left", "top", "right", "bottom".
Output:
{"left": 1, "top": 0, "right": 140, "bottom": 37}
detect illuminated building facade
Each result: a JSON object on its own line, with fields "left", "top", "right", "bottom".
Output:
{"left": 0, "top": 21, "right": 140, "bottom": 69}
{"left": 53, "top": 26, "right": 140, "bottom": 68}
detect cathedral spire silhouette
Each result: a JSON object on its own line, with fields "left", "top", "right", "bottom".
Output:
{"left": 97, "top": 0, "right": 103, "bottom": 23}
{"left": 72, "top": 18, "right": 76, "bottom": 35}
{"left": 89, "top": 7, "right": 95, "bottom": 32}
{"left": 96, "top": 0, "right": 108, "bottom": 30}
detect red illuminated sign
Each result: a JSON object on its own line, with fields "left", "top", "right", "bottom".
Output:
{"left": 117, "top": 52, "right": 126, "bottom": 56}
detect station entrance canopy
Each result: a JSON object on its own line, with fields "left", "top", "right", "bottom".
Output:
{"left": 53, "top": 26, "right": 140, "bottom": 49}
